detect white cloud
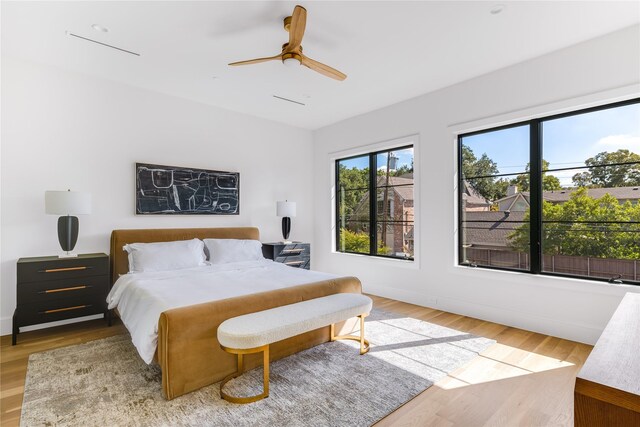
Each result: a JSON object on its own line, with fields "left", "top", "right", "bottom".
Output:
{"left": 595, "top": 134, "right": 640, "bottom": 152}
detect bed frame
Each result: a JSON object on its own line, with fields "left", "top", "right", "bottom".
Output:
{"left": 110, "top": 227, "right": 362, "bottom": 400}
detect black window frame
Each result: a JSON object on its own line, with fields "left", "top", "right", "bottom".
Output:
{"left": 335, "top": 144, "right": 415, "bottom": 261}
{"left": 458, "top": 97, "right": 640, "bottom": 285}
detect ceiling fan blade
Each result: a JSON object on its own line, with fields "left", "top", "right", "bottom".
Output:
{"left": 228, "top": 55, "right": 282, "bottom": 66}
{"left": 287, "top": 5, "right": 307, "bottom": 51}
{"left": 300, "top": 54, "right": 346, "bottom": 81}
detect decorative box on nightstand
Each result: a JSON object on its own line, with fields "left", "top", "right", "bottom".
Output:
{"left": 12, "top": 253, "right": 110, "bottom": 345}
{"left": 262, "top": 242, "right": 310, "bottom": 270}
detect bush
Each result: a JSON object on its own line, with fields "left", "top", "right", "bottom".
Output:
{"left": 340, "top": 228, "right": 370, "bottom": 253}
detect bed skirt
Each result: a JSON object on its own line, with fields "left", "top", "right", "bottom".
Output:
{"left": 157, "top": 276, "right": 362, "bottom": 400}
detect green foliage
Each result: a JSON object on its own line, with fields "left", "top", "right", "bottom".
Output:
{"left": 339, "top": 159, "right": 413, "bottom": 221}
{"left": 511, "top": 160, "right": 562, "bottom": 192}
{"left": 376, "top": 164, "right": 414, "bottom": 177}
{"left": 339, "top": 228, "right": 393, "bottom": 255}
{"left": 462, "top": 145, "right": 509, "bottom": 202}
{"left": 572, "top": 149, "right": 640, "bottom": 188}
{"left": 337, "top": 164, "right": 369, "bottom": 218}
{"left": 391, "top": 163, "right": 413, "bottom": 177}
{"left": 463, "top": 146, "right": 561, "bottom": 201}
{"left": 339, "top": 228, "right": 370, "bottom": 253}
{"left": 509, "top": 188, "right": 640, "bottom": 260}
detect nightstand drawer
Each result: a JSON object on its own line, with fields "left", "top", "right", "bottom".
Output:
{"left": 276, "top": 244, "right": 309, "bottom": 257}
{"left": 17, "top": 275, "right": 109, "bottom": 303}
{"left": 277, "top": 257, "right": 310, "bottom": 269}
{"left": 17, "top": 253, "right": 108, "bottom": 283}
{"left": 16, "top": 294, "right": 107, "bottom": 327}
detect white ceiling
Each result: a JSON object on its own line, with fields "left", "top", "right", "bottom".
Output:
{"left": 3, "top": 1, "right": 639, "bottom": 130}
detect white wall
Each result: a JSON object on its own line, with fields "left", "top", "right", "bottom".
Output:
{"left": 312, "top": 25, "right": 640, "bottom": 345}
{"left": 0, "top": 56, "right": 314, "bottom": 335}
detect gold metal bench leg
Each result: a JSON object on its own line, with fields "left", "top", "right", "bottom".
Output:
{"left": 220, "top": 344, "right": 270, "bottom": 404}
{"left": 263, "top": 345, "right": 269, "bottom": 396}
{"left": 330, "top": 313, "right": 370, "bottom": 355}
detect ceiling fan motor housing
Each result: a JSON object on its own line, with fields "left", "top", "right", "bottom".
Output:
{"left": 282, "top": 51, "right": 302, "bottom": 64}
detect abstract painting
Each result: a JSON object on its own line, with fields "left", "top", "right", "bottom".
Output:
{"left": 135, "top": 163, "right": 239, "bottom": 215}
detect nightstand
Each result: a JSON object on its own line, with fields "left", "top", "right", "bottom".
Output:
{"left": 12, "top": 253, "right": 110, "bottom": 345}
{"left": 262, "top": 242, "right": 310, "bottom": 270}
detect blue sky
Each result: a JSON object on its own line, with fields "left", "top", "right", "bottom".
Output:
{"left": 339, "top": 147, "right": 414, "bottom": 171}
{"left": 462, "top": 102, "right": 640, "bottom": 186}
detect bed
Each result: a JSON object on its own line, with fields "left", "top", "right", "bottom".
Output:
{"left": 109, "top": 227, "right": 362, "bottom": 400}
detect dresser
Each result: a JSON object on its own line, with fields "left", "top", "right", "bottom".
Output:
{"left": 12, "top": 253, "right": 110, "bottom": 345}
{"left": 262, "top": 242, "right": 310, "bottom": 270}
{"left": 574, "top": 292, "right": 640, "bottom": 426}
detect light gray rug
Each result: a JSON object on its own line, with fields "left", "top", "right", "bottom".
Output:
{"left": 20, "top": 310, "right": 495, "bottom": 427}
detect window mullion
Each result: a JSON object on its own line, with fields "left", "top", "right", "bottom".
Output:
{"left": 369, "top": 153, "right": 377, "bottom": 256}
{"left": 335, "top": 160, "right": 341, "bottom": 252}
{"left": 458, "top": 136, "right": 464, "bottom": 265}
{"left": 529, "top": 120, "right": 542, "bottom": 273}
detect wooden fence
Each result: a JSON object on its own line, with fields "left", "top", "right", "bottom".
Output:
{"left": 464, "top": 248, "right": 639, "bottom": 281}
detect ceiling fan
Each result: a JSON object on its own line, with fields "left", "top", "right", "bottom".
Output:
{"left": 228, "top": 5, "right": 346, "bottom": 81}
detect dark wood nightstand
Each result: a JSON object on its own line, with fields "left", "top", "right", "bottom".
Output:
{"left": 12, "top": 253, "right": 110, "bottom": 345}
{"left": 262, "top": 242, "right": 310, "bottom": 270}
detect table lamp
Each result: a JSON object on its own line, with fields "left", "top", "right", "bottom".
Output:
{"left": 276, "top": 201, "right": 296, "bottom": 243}
{"left": 45, "top": 190, "right": 92, "bottom": 257}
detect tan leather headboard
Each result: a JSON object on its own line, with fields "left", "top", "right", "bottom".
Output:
{"left": 109, "top": 227, "right": 260, "bottom": 284}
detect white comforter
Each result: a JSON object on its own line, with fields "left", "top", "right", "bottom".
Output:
{"left": 107, "top": 260, "right": 336, "bottom": 363}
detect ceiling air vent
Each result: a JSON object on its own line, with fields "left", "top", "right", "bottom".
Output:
{"left": 66, "top": 32, "right": 140, "bottom": 56}
{"left": 272, "top": 95, "right": 305, "bottom": 106}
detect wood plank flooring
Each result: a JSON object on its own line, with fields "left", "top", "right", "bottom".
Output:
{"left": 0, "top": 296, "right": 593, "bottom": 426}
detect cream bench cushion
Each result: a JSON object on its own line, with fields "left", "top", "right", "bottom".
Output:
{"left": 218, "top": 293, "right": 373, "bottom": 350}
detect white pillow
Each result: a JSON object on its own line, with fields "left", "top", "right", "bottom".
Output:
{"left": 123, "top": 238, "right": 206, "bottom": 273}
{"left": 204, "top": 239, "right": 264, "bottom": 264}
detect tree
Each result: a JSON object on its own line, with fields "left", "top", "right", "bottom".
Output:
{"left": 337, "top": 164, "right": 369, "bottom": 218}
{"left": 572, "top": 149, "right": 640, "bottom": 188}
{"left": 391, "top": 163, "right": 413, "bottom": 177}
{"left": 461, "top": 145, "right": 509, "bottom": 202}
{"left": 508, "top": 188, "right": 640, "bottom": 260}
{"left": 511, "top": 160, "right": 561, "bottom": 192}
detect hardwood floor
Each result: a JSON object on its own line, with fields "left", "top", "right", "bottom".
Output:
{"left": 0, "top": 296, "right": 593, "bottom": 426}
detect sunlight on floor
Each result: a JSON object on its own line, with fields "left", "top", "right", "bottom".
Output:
{"left": 439, "top": 342, "right": 575, "bottom": 390}
{"left": 349, "top": 316, "right": 577, "bottom": 392}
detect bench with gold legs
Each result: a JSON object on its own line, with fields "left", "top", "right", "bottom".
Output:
{"left": 217, "top": 293, "right": 373, "bottom": 404}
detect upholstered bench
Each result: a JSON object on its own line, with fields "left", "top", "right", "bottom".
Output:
{"left": 217, "top": 293, "right": 373, "bottom": 403}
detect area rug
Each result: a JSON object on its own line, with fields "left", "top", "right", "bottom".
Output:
{"left": 20, "top": 310, "right": 495, "bottom": 426}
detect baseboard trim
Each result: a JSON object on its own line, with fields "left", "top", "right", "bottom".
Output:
{"left": 363, "top": 283, "right": 603, "bottom": 345}
{"left": 0, "top": 314, "right": 104, "bottom": 337}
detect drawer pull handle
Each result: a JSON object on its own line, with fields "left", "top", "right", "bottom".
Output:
{"left": 285, "top": 261, "right": 304, "bottom": 265}
{"left": 41, "top": 305, "right": 90, "bottom": 314}
{"left": 281, "top": 249, "right": 304, "bottom": 254}
{"left": 39, "top": 285, "right": 89, "bottom": 294}
{"left": 39, "top": 266, "right": 93, "bottom": 273}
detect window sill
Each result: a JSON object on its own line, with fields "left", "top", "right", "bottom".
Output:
{"left": 331, "top": 250, "right": 419, "bottom": 269}
{"left": 452, "top": 264, "right": 640, "bottom": 296}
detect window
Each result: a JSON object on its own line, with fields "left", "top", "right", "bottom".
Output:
{"left": 336, "top": 145, "right": 414, "bottom": 260}
{"left": 458, "top": 98, "right": 640, "bottom": 284}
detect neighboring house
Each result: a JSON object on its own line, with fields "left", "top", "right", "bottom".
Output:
{"left": 493, "top": 185, "right": 640, "bottom": 212}
{"left": 465, "top": 185, "right": 640, "bottom": 252}
{"left": 462, "top": 182, "right": 491, "bottom": 211}
{"left": 350, "top": 176, "right": 414, "bottom": 256}
{"left": 462, "top": 211, "right": 526, "bottom": 251}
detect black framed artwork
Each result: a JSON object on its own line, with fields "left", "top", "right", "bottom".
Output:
{"left": 135, "top": 163, "right": 239, "bottom": 215}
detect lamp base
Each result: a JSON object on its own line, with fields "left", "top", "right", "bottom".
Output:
{"left": 57, "top": 215, "right": 79, "bottom": 252}
{"left": 58, "top": 252, "right": 79, "bottom": 258}
{"left": 281, "top": 216, "right": 291, "bottom": 241}
{"left": 280, "top": 240, "right": 292, "bottom": 244}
